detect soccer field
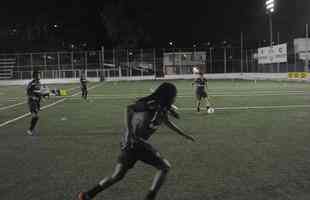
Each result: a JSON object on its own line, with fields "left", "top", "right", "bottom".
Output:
{"left": 1, "top": 79, "right": 310, "bottom": 200}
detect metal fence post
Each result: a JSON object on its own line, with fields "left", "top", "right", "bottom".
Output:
{"left": 245, "top": 49, "right": 249, "bottom": 73}
{"left": 30, "top": 53, "right": 33, "bottom": 75}
{"left": 43, "top": 53, "right": 47, "bottom": 79}
{"left": 209, "top": 47, "right": 212, "bottom": 73}
{"left": 153, "top": 48, "right": 156, "bottom": 78}
{"left": 85, "top": 51, "right": 88, "bottom": 77}
{"left": 71, "top": 51, "right": 74, "bottom": 78}
{"left": 126, "top": 49, "right": 130, "bottom": 77}
{"left": 294, "top": 51, "right": 297, "bottom": 72}
{"left": 224, "top": 47, "right": 227, "bottom": 73}
{"left": 241, "top": 32, "right": 243, "bottom": 73}
{"left": 140, "top": 49, "right": 143, "bottom": 76}
{"left": 113, "top": 48, "right": 115, "bottom": 67}
{"left": 101, "top": 46, "right": 105, "bottom": 79}
{"left": 57, "top": 52, "right": 60, "bottom": 79}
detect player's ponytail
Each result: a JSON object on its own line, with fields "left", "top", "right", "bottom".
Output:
{"left": 139, "top": 82, "right": 177, "bottom": 109}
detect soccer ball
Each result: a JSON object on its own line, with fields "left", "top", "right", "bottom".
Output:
{"left": 207, "top": 107, "right": 215, "bottom": 114}
{"left": 193, "top": 67, "right": 199, "bottom": 74}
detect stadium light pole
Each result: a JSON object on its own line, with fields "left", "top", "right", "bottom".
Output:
{"left": 169, "top": 41, "right": 175, "bottom": 68}
{"left": 265, "top": 0, "right": 275, "bottom": 47}
{"left": 222, "top": 41, "right": 228, "bottom": 73}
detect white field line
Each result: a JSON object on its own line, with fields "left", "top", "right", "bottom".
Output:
{"left": 8, "top": 99, "right": 18, "bottom": 102}
{"left": 7, "top": 98, "right": 19, "bottom": 101}
{"left": 57, "top": 91, "right": 310, "bottom": 100}
{"left": 5, "top": 91, "right": 307, "bottom": 102}
{"left": 0, "top": 84, "right": 101, "bottom": 128}
{"left": 2, "top": 89, "right": 309, "bottom": 100}
{"left": 86, "top": 90, "right": 307, "bottom": 96}
{"left": 5, "top": 134, "right": 111, "bottom": 139}
{"left": 0, "top": 85, "right": 82, "bottom": 111}
{"left": 180, "top": 104, "right": 310, "bottom": 111}
{"left": 0, "top": 101, "right": 27, "bottom": 111}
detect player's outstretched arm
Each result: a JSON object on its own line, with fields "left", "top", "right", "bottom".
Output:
{"left": 126, "top": 105, "right": 138, "bottom": 147}
{"left": 168, "top": 108, "right": 180, "bottom": 119}
{"left": 164, "top": 117, "right": 195, "bottom": 142}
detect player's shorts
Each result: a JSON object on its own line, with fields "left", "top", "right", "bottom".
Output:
{"left": 28, "top": 98, "right": 40, "bottom": 114}
{"left": 81, "top": 85, "right": 87, "bottom": 90}
{"left": 196, "top": 88, "right": 207, "bottom": 100}
{"left": 118, "top": 140, "right": 168, "bottom": 170}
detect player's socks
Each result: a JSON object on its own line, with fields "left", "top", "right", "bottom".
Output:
{"left": 144, "top": 191, "right": 156, "bottom": 200}
{"left": 85, "top": 184, "right": 104, "bottom": 199}
{"left": 30, "top": 116, "right": 39, "bottom": 131}
{"left": 197, "top": 102, "right": 201, "bottom": 112}
{"left": 27, "top": 130, "right": 33, "bottom": 136}
{"left": 86, "top": 179, "right": 116, "bottom": 199}
{"left": 78, "top": 192, "right": 91, "bottom": 200}
{"left": 85, "top": 91, "right": 88, "bottom": 100}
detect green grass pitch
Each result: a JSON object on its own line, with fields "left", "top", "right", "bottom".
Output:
{"left": 1, "top": 79, "right": 310, "bottom": 200}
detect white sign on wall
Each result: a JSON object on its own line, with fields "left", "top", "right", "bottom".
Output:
{"left": 294, "top": 38, "right": 310, "bottom": 53}
{"left": 164, "top": 51, "right": 206, "bottom": 66}
{"left": 257, "top": 43, "right": 287, "bottom": 64}
{"left": 299, "top": 52, "right": 310, "bottom": 60}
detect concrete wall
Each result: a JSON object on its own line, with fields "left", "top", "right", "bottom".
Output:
{"left": 1, "top": 73, "right": 309, "bottom": 86}
{"left": 104, "top": 73, "right": 291, "bottom": 81}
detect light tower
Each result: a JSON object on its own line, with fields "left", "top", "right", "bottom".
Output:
{"left": 265, "top": 0, "right": 275, "bottom": 46}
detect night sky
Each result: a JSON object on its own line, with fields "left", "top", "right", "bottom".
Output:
{"left": 0, "top": 0, "right": 309, "bottom": 49}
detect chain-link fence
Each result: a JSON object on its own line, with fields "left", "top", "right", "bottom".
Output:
{"left": 0, "top": 42, "right": 309, "bottom": 80}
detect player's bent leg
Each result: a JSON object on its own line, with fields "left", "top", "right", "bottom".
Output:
{"left": 99, "top": 163, "right": 128, "bottom": 189}
{"left": 81, "top": 90, "right": 85, "bottom": 98}
{"left": 85, "top": 90, "right": 88, "bottom": 100}
{"left": 205, "top": 96, "right": 211, "bottom": 110}
{"left": 28, "top": 112, "right": 39, "bottom": 135}
{"left": 79, "top": 163, "right": 129, "bottom": 200}
{"left": 138, "top": 142, "right": 171, "bottom": 200}
{"left": 196, "top": 99, "right": 201, "bottom": 112}
{"left": 145, "top": 159, "right": 171, "bottom": 200}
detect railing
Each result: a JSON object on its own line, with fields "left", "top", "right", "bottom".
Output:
{"left": 0, "top": 45, "right": 308, "bottom": 80}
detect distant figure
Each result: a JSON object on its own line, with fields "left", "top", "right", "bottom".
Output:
{"left": 80, "top": 72, "right": 88, "bottom": 100}
{"left": 26, "top": 71, "right": 42, "bottom": 136}
{"left": 41, "top": 84, "right": 50, "bottom": 99}
{"left": 192, "top": 72, "right": 211, "bottom": 112}
{"left": 78, "top": 82, "right": 195, "bottom": 200}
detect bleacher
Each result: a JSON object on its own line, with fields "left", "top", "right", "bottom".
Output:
{"left": 0, "top": 58, "right": 15, "bottom": 80}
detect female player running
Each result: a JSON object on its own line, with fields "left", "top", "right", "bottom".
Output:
{"left": 78, "top": 82, "right": 195, "bottom": 200}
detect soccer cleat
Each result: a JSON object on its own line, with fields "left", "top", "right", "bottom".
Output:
{"left": 27, "top": 130, "right": 34, "bottom": 136}
{"left": 144, "top": 191, "right": 156, "bottom": 200}
{"left": 78, "top": 192, "right": 91, "bottom": 200}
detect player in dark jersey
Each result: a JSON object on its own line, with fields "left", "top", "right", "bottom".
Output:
{"left": 80, "top": 72, "right": 88, "bottom": 100}
{"left": 192, "top": 72, "right": 211, "bottom": 112}
{"left": 78, "top": 82, "right": 195, "bottom": 200}
{"left": 26, "top": 71, "right": 42, "bottom": 136}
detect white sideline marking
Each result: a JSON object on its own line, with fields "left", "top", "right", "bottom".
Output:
{"left": 179, "top": 104, "right": 310, "bottom": 111}
{"left": 0, "top": 84, "right": 101, "bottom": 128}
{"left": 0, "top": 101, "right": 27, "bottom": 111}
{"left": 57, "top": 91, "right": 310, "bottom": 100}
{"left": 2, "top": 91, "right": 307, "bottom": 105}
{"left": 0, "top": 85, "right": 81, "bottom": 111}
